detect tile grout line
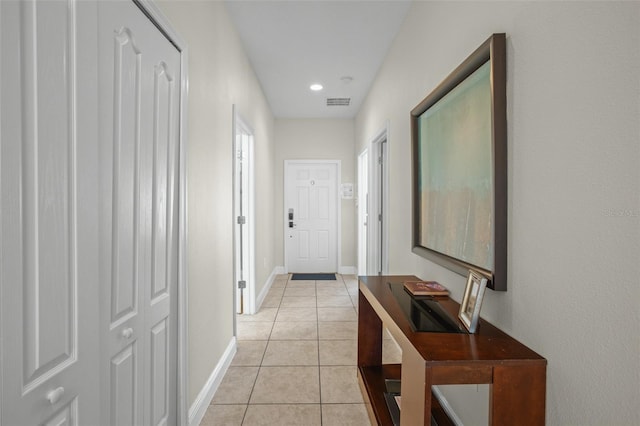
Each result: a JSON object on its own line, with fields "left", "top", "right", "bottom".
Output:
{"left": 316, "top": 279, "right": 324, "bottom": 425}
{"left": 240, "top": 277, "right": 283, "bottom": 425}
{"left": 232, "top": 275, "right": 368, "bottom": 425}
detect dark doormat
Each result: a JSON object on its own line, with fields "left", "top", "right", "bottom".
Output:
{"left": 291, "top": 273, "right": 336, "bottom": 280}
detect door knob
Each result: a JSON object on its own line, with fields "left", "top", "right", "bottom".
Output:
{"left": 46, "top": 387, "right": 65, "bottom": 405}
{"left": 121, "top": 327, "right": 134, "bottom": 339}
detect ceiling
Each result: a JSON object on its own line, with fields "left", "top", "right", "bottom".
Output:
{"left": 225, "top": 0, "right": 412, "bottom": 119}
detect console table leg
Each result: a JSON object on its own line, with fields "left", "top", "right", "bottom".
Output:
{"left": 400, "top": 348, "right": 430, "bottom": 426}
{"left": 358, "top": 290, "right": 382, "bottom": 367}
{"left": 490, "top": 364, "right": 546, "bottom": 425}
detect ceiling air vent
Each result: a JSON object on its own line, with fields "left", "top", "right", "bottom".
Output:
{"left": 326, "top": 98, "right": 351, "bottom": 106}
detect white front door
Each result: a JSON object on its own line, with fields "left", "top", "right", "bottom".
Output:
{"left": 285, "top": 161, "right": 338, "bottom": 273}
{"left": 1, "top": 1, "right": 101, "bottom": 424}
{"left": 98, "top": 1, "right": 180, "bottom": 425}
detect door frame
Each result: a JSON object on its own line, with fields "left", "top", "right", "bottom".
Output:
{"left": 283, "top": 159, "right": 341, "bottom": 273}
{"left": 368, "top": 123, "right": 389, "bottom": 275}
{"left": 357, "top": 149, "right": 369, "bottom": 276}
{"left": 131, "top": 1, "right": 189, "bottom": 424}
{"left": 0, "top": 1, "right": 189, "bottom": 423}
{"left": 232, "top": 106, "right": 256, "bottom": 316}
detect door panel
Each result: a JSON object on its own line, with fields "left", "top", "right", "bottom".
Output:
{"left": 298, "top": 187, "right": 309, "bottom": 218}
{"left": 111, "top": 27, "right": 141, "bottom": 326}
{"left": 298, "top": 231, "right": 310, "bottom": 259}
{"left": 110, "top": 344, "right": 137, "bottom": 425}
{"left": 151, "top": 63, "right": 172, "bottom": 301}
{"left": 103, "top": 12, "right": 145, "bottom": 426}
{"left": 23, "top": 0, "right": 76, "bottom": 384}
{"left": 150, "top": 319, "right": 169, "bottom": 425}
{"left": 99, "top": 1, "right": 179, "bottom": 424}
{"left": 285, "top": 162, "right": 338, "bottom": 272}
{"left": 318, "top": 231, "right": 329, "bottom": 259}
{"left": 1, "top": 1, "right": 100, "bottom": 425}
{"left": 43, "top": 399, "right": 78, "bottom": 426}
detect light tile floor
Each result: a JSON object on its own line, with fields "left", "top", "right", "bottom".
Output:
{"left": 200, "top": 274, "right": 402, "bottom": 425}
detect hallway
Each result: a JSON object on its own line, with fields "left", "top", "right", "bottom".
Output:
{"left": 199, "top": 274, "right": 401, "bottom": 425}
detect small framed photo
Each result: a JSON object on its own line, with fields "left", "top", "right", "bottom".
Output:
{"left": 459, "top": 270, "right": 488, "bottom": 333}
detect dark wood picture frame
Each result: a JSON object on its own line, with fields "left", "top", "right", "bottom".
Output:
{"left": 411, "top": 33, "right": 507, "bottom": 291}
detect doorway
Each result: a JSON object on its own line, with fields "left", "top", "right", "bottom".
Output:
{"left": 284, "top": 160, "right": 339, "bottom": 273}
{"left": 233, "top": 108, "right": 255, "bottom": 315}
{"left": 357, "top": 149, "right": 369, "bottom": 276}
{"left": 369, "top": 126, "right": 389, "bottom": 275}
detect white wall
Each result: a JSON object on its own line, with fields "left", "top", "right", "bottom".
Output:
{"left": 156, "top": 0, "right": 276, "bottom": 407}
{"left": 274, "top": 119, "right": 356, "bottom": 272}
{"left": 356, "top": 1, "right": 640, "bottom": 425}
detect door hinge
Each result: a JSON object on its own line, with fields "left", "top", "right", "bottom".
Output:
{"left": 237, "top": 216, "right": 246, "bottom": 225}
{"left": 378, "top": 214, "right": 383, "bottom": 221}
{"left": 238, "top": 280, "right": 246, "bottom": 289}
{"left": 378, "top": 156, "right": 382, "bottom": 165}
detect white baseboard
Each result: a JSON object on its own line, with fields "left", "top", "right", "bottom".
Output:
{"left": 338, "top": 266, "right": 357, "bottom": 275}
{"left": 188, "top": 337, "right": 237, "bottom": 426}
{"left": 432, "top": 385, "right": 463, "bottom": 426}
{"left": 255, "top": 266, "right": 285, "bottom": 312}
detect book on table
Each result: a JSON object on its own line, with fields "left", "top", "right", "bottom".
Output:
{"left": 403, "top": 280, "right": 449, "bottom": 297}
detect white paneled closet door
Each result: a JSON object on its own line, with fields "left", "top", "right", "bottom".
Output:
{"left": 1, "top": 1, "right": 101, "bottom": 425}
{"left": 1, "top": 0, "right": 181, "bottom": 424}
{"left": 98, "top": 1, "right": 180, "bottom": 425}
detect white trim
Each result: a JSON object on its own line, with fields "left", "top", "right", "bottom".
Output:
{"left": 283, "top": 160, "right": 341, "bottom": 273}
{"left": 337, "top": 162, "right": 342, "bottom": 274}
{"left": 368, "top": 122, "right": 390, "bottom": 275}
{"left": 432, "top": 386, "right": 464, "bottom": 426}
{"left": 131, "top": 2, "right": 189, "bottom": 424}
{"left": 187, "top": 338, "right": 237, "bottom": 426}
{"left": 176, "top": 34, "right": 190, "bottom": 426}
{"left": 232, "top": 106, "right": 256, "bottom": 316}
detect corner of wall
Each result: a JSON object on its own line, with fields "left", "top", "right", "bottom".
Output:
{"left": 338, "top": 266, "right": 357, "bottom": 275}
{"left": 254, "top": 266, "right": 286, "bottom": 312}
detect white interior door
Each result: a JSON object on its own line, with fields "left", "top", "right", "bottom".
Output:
{"left": 285, "top": 161, "right": 338, "bottom": 273}
{"left": 234, "top": 113, "right": 255, "bottom": 315}
{"left": 1, "top": 1, "right": 100, "bottom": 424}
{"left": 98, "top": 1, "right": 180, "bottom": 425}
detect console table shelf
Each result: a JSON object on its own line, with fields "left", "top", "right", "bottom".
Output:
{"left": 357, "top": 275, "right": 547, "bottom": 426}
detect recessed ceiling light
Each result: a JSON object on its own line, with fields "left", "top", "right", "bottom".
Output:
{"left": 310, "top": 83, "right": 323, "bottom": 91}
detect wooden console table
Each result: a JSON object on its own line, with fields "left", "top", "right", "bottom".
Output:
{"left": 357, "top": 275, "right": 547, "bottom": 425}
